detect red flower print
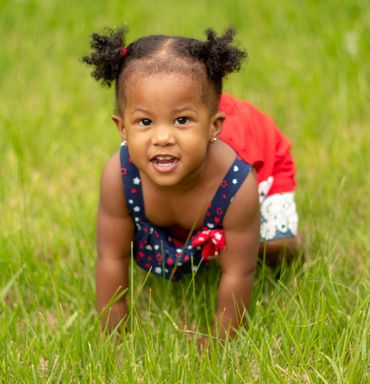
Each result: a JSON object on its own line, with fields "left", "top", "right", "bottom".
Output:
{"left": 131, "top": 188, "right": 137, "bottom": 193}
{"left": 221, "top": 180, "right": 228, "bottom": 188}
{"left": 216, "top": 207, "right": 223, "bottom": 216}
{"left": 214, "top": 217, "right": 220, "bottom": 224}
{"left": 121, "top": 167, "right": 127, "bottom": 175}
{"left": 167, "top": 258, "right": 173, "bottom": 266}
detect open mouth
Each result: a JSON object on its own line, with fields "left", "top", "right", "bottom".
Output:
{"left": 150, "top": 155, "right": 179, "bottom": 172}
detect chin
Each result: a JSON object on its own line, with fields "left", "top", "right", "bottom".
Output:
{"left": 152, "top": 176, "right": 181, "bottom": 188}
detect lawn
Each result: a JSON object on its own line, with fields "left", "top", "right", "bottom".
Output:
{"left": 0, "top": 0, "right": 369, "bottom": 382}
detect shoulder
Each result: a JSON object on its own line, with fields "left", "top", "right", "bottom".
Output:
{"left": 99, "top": 151, "right": 129, "bottom": 218}
{"left": 97, "top": 152, "right": 134, "bottom": 258}
{"left": 100, "top": 152, "right": 121, "bottom": 194}
{"left": 219, "top": 167, "right": 260, "bottom": 274}
{"left": 223, "top": 166, "right": 259, "bottom": 230}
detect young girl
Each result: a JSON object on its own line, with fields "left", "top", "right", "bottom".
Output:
{"left": 83, "top": 26, "right": 301, "bottom": 339}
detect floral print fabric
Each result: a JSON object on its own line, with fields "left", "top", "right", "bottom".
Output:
{"left": 259, "top": 177, "right": 298, "bottom": 241}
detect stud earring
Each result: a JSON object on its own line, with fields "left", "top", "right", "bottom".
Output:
{"left": 210, "top": 137, "right": 217, "bottom": 143}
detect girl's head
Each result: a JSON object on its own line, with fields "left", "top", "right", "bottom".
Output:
{"left": 83, "top": 26, "right": 247, "bottom": 115}
{"left": 83, "top": 27, "right": 247, "bottom": 188}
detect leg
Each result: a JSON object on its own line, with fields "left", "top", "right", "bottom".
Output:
{"left": 259, "top": 233, "right": 304, "bottom": 267}
{"left": 259, "top": 192, "right": 303, "bottom": 266}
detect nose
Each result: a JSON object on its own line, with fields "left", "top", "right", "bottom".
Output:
{"left": 151, "top": 124, "right": 175, "bottom": 146}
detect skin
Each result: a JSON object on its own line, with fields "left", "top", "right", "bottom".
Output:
{"left": 259, "top": 234, "right": 303, "bottom": 267}
{"left": 96, "top": 70, "right": 300, "bottom": 340}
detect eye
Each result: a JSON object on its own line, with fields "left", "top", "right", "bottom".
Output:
{"left": 138, "top": 118, "right": 152, "bottom": 126}
{"left": 175, "top": 117, "right": 189, "bottom": 125}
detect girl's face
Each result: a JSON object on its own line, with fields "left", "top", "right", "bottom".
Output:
{"left": 113, "top": 73, "right": 225, "bottom": 189}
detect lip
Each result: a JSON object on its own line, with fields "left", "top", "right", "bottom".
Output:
{"left": 150, "top": 154, "right": 179, "bottom": 173}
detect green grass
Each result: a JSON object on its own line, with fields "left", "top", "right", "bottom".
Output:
{"left": 1, "top": 0, "right": 369, "bottom": 382}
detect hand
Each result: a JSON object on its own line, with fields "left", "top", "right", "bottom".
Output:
{"left": 197, "top": 335, "right": 212, "bottom": 353}
{"left": 178, "top": 319, "right": 214, "bottom": 352}
{"left": 179, "top": 319, "right": 197, "bottom": 341}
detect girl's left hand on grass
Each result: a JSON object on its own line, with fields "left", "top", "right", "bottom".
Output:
{"left": 197, "top": 335, "right": 211, "bottom": 353}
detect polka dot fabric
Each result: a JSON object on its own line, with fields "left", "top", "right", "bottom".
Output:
{"left": 120, "top": 144, "right": 251, "bottom": 281}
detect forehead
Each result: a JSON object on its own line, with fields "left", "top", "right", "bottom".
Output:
{"left": 122, "top": 72, "right": 209, "bottom": 111}
{"left": 117, "top": 58, "right": 219, "bottom": 114}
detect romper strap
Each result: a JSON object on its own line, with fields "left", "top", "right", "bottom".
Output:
{"left": 119, "top": 144, "right": 146, "bottom": 220}
{"left": 202, "top": 156, "right": 251, "bottom": 230}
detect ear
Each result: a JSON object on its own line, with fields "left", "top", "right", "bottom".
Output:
{"left": 112, "top": 114, "right": 126, "bottom": 142}
{"left": 209, "top": 111, "right": 225, "bottom": 141}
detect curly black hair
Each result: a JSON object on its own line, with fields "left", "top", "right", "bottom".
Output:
{"left": 82, "top": 26, "right": 247, "bottom": 112}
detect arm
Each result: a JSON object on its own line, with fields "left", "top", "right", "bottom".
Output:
{"left": 213, "top": 169, "right": 260, "bottom": 339}
{"left": 96, "top": 152, "right": 134, "bottom": 331}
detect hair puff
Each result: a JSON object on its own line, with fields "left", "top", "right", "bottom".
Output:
{"left": 82, "top": 26, "right": 128, "bottom": 87}
{"left": 203, "top": 27, "right": 247, "bottom": 80}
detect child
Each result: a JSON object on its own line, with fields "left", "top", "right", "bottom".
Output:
{"left": 83, "top": 26, "right": 301, "bottom": 339}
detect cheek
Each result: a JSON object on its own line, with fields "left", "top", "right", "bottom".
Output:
{"left": 183, "top": 134, "right": 209, "bottom": 158}
{"left": 187, "top": 129, "right": 211, "bottom": 147}
{"left": 125, "top": 130, "right": 144, "bottom": 143}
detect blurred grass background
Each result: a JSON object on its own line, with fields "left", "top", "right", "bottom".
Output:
{"left": 0, "top": 0, "right": 369, "bottom": 382}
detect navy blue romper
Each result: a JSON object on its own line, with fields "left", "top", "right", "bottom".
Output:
{"left": 120, "top": 144, "right": 251, "bottom": 281}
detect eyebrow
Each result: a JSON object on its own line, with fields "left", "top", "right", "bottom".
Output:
{"left": 132, "top": 107, "right": 152, "bottom": 114}
{"left": 174, "top": 106, "right": 197, "bottom": 112}
{"left": 132, "top": 106, "right": 199, "bottom": 114}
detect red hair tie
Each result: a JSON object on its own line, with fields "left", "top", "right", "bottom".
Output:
{"left": 121, "top": 47, "right": 128, "bottom": 58}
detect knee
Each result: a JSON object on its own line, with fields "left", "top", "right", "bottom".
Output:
{"left": 259, "top": 232, "right": 304, "bottom": 266}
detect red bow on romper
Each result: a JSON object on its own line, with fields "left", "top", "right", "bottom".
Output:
{"left": 192, "top": 229, "right": 225, "bottom": 260}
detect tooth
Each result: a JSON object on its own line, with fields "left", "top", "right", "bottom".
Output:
{"left": 157, "top": 156, "right": 172, "bottom": 160}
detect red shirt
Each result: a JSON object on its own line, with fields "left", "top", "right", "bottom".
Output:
{"left": 219, "top": 93, "right": 296, "bottom": 196}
